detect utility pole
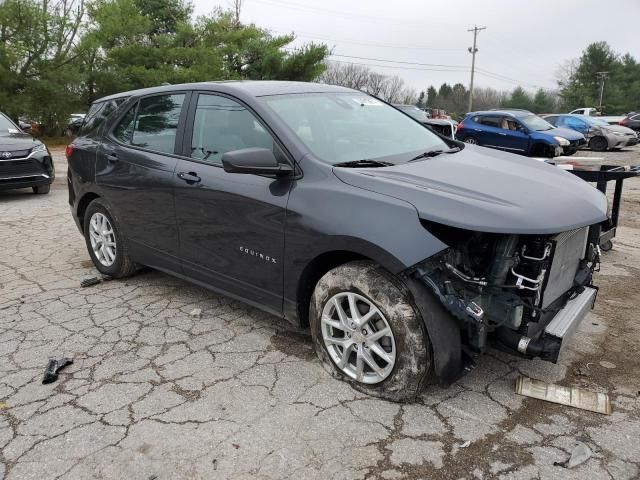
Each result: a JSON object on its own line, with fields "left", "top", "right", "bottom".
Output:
{"left": 467, "top": 25, "right": 486, "bottom": 112}
{"left": 596, "top": 71, "right": 608, "bottom": 112}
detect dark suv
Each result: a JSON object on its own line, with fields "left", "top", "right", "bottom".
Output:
{"left": 456, "top": 109, "right": 585, "bottom": 157}
{"left": 68, "top": 81, "right": 607, "bottom": 400}
{"left": 0, "top": 112, "right": 54, "bottom": 194}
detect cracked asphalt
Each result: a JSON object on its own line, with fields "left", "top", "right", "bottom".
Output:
{"left": 1, "top": 146, "right": 639, "bottom": 479}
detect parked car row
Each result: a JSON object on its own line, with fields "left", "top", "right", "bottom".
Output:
{"left": 451, "top": 108, "right": 637, "bottom": 158}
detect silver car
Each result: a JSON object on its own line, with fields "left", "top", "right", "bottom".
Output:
{"left": 543, "top": 114, "right": 638, "bottom": 151}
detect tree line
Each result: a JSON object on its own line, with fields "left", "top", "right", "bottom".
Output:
{"left": 2, "top": 0, "right": 637, "bottom": 136}
{"left": 0, "top": 0, "right": 329, "bottom": 134}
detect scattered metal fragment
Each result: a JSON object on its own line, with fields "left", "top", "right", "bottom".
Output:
{"left": 599, "top": 361, "right": 617, "bottom": 369}
{"left": 515, "top": 376, "right": 611, "bottom": 415}
{"left": 80, "top": 276, "right": 101, "bottom": 288}
{"left": 42, "top": 357, "right": 74, "bottom": 384}
{"left": 575, "top": 366, "right": 591, "bottom": 377}
{"left": 232, "top": 443, "right": 240, "bottom": 449}
{"left": 460, "top": 440, "right": 471, "bottom": 448}
{"left": 554, "top": 442, "right": 592, "bottom": 468}
{"left": 189, "top": 308, "right": 202, "bottom": 318}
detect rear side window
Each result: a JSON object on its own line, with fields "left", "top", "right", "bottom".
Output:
{"left": 478, "top": 116, "right": 501, "bottom": 128}
{"left": 80, "top": 98, "right": 125, "bottom": 136}
{"left": 190, "top": 94, "right": 273, "bottom": 165}
{"left": 129, "top": 94, "right": 185, "bottom": 154}
{"left": 113, "top": 105, "right": 136, "bottom": 144}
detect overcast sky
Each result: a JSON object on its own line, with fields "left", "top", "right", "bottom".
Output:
{"left": 192, "top": 0, "right": 639, "bottom": 94}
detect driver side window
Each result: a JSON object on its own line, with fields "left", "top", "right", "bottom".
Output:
{"left": 190, "top": 94, "right": 274, "bottom": 165}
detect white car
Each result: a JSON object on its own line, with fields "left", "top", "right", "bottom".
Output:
{"left": 569, "top": 107, "right": 624, "bottom": 125}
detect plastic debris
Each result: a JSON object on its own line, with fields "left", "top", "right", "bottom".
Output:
{"left": 599, "top": 361, "right": 616, "bottom": 369}
{"left": 515, "top": 376, "right": 611, "bottom": 415}
{"left": 460, "top": 440, "right": 471, "bottom": 448}
{"left": 42, "top": 357, "right": 74, "bottom": 384}
{"left": 555, "top": 442, "right": 592, "bottom": 468}
{"left": 80, "top": 276, "right": 101, "bottom": 288}
{"left": 189, "top": 308, "right": 202, "bottom": 318}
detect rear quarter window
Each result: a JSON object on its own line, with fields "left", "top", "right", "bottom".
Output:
{"left": 79, "top": 98, "right": 127, "bottom": 136}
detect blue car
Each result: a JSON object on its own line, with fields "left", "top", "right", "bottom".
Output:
{"left": 456, "top": 109, "right": 586, "bottom": 157}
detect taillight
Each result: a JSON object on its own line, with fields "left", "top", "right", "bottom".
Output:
{"left": 65, "top": 144, "right": 74, "bottom": 160}
{"left": 619, "top": 119, "right": 627, "bottom": 125}
{"left": 456, "top": 122, "right": 464, "bottom": 133}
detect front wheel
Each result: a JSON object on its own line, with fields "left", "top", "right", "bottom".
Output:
{"left": 589, "top": 136, "right": 608, "bottom": 152}
{"left": 32, "top": 185, "right": 50, "bottom": 194}
{"left": 463, "top": 136, "right": 478, "bottom": 145}
{"left": 310, "top": 261, "right": 431, "bottom": 402}
{"left": 83, "top": 198, "right": 138, "bottom": 278}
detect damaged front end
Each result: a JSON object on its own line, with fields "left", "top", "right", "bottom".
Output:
{"left": 412, "top": 221, "right": 600, "bottom": 364}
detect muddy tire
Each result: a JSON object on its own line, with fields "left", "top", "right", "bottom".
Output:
{"left": 32, "top": 184, "right": 50, "bottom": 194}
{"left": 83, "top": 198, "right": 138, "bottom": 278}
{"left": 310, "top": 261, "right": 431, "bottom": 402}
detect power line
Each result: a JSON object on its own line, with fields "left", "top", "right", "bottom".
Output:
{"left": 330, "top": 54, "right": 468, "bottom": 70}
{"left": 327, "top": 59, "right": 471, "bottom": 73}
{"left": 249, "top": 0, "right": 474, "bottom": 28}
{"left": 269, "top": 28, "right": 461, "bottom": 52}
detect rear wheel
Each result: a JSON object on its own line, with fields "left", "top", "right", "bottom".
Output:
{"left": 32, "top": 185, "right": 50, "bottom": 194}
{"left": 310, "top": 261, "right": 431, "bottom": 402}
{"left": 589, "top": 136, "right": 608, "bottom": 152}
{"left": 83, "top": 199, "right": 138, "bottom": 278}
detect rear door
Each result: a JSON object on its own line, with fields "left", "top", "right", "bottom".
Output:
{"left": 173, "top": 92, "right": 294, "bottom": 315}
{"left": 96, "top": 92, "right": 190, "bottom": 271}
{"left": 475, "top": 115, "right": 504, "bottom": 149}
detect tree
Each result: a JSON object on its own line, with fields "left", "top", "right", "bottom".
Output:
{"left": 319, "top": 61, "right": 417, "bottom": 103}
{"left": 531, "top": 89, "right": 555, "bottom": 113}
{"left": 416, "top": 91, "right": 425, "bottom": 109}
{"left": 425, "top": 86, "right": 437, "bottom": 108}
{"left": 558, "top": 41, "right": 640, "bottom": 113}
{"left": 503, "top": 86, "right": 533, "bottom": 110}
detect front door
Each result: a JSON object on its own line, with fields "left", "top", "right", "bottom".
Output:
{"left": 173, "top": 93, "right": 293, "bottom": 315}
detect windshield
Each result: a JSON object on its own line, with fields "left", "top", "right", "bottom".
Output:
{"left": 0, "top": 114, "right": 18, "bottom": 135}
{"left": 519, "top": 114, "right": 554, "bottom": 131}
{"left": 262, "top": 92, "right": 447, "bottom": 164}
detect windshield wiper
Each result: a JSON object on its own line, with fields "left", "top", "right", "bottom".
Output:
{"left": 409, "top": 147, "right": 460, "bottom": 162}
{"left": 333, "top": 159, "right": 394, "bottom": 168}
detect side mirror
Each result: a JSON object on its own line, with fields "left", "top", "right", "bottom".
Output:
{"left": 222, "top": 147, "right": 293, "bottom": 176}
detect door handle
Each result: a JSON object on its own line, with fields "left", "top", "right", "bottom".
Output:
{"left": 499, "top": 132, "right": 507, "bottom": 136}
{"left": 106, "top": 152, "right": 118, "bottom": 162}
{"left": 177, "top": 171, "right": 201, "bottom": 184}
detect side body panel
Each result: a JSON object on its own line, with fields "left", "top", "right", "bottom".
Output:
{"left": 282, "top": 158, "right": 448, "bottom": 321}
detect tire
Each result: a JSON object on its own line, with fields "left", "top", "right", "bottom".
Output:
{"left": 310, "top": 260, "right": 431, "bottom": 402}
{"left": 32, "top": 184, "right": 50, "bottom": 194}
{"left": 589, "top": 136, "right": 608, "bottom": 152}
{"left": 463, "top": 136, "right": 478, "bottom": 145}
{"left": 83, "top": 198, "right": 138, "bottom": 278}
{"left": 563, "top": 148, "right": 577, "bottom": 156}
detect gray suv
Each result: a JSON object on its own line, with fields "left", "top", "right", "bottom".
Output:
{"left": 67, "top": 81, "right": 607, "bottom": 400}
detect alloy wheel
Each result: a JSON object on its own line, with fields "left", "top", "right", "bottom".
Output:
{"left": 320, "top": 292, "right": 396, "bottom": 384}
{"left": 89, "top": 212, "right": 117, "bottom": 267}
{"left": 464, "top": 137, "right": 478, "bottom": 144}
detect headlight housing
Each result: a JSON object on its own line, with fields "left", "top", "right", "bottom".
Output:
{"left": 613, "top": 131, "right": 625, "bottom": 137}
{"left": 553, "top": 136, "right": 570, "bottom": 146}
{"left": 30, "top": 143, "right": 47, "bottom": 154}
